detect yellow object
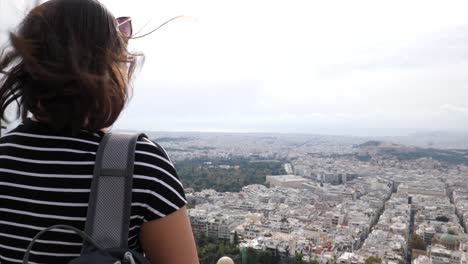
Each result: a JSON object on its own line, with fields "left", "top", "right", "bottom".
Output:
{"left": 216, "top": 256, "right": 235, "bottom": 264}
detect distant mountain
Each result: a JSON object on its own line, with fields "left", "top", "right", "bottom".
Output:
{"left": 356, "top": 141, "right": 468, "bottom": 165}
{"left": 153, "top": 136, "right": 193, "bottom": 143}
{"left": 379, "top": 132, "right": 468, "bottom": 149}
{"left": 358, "top": 140, "right": 382, "bottom": 147}
{"left": 358, "top": 141, "right": 400, "bottom": 148}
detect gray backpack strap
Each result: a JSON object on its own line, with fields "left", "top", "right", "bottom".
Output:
{"left": 82, "top": 132, "right": 143, "bottom": 252}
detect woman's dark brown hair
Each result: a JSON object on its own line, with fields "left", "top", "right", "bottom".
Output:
{"left": 0, "top": 0, "right": 136, "bottom": 134}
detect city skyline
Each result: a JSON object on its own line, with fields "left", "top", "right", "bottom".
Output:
{"left": 164, "top": 127, "right": 468, "bottom": 263}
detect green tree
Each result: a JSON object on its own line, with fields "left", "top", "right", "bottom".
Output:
{"left": 365, "top": 256, "right": 382, "bottom": 264}
{"left": 197, "top": 233, "right": 208, "bottom": 247}
{"left": 246, "top": 247, "right": 259, "bottom": 264}
{"left": 217, "top": 243, "right": 226, "bottom": 258}
{"left": 187, "top": 199, "right": 196, "bottom": 209}
{"left": 292, "top": 253, "right": 305, "bottom": 264}
{"left": 309, "top": 259, "right": 319, "bottom": 264}
{"left": 195, "top": 235, "right": 241, "bottom": 264}
{"left": 409, "top": 234, "right": 427, "bottom": 250}
{"left": 435, "top": 216, "right": 450, "bottom": 222}
{"left": 233, "top": 231, "right": 239, "bottom": 245}
{"left": 258, "top": 250, "right": 276, "bottom": 264}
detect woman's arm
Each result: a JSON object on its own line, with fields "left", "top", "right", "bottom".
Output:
{"left": 139, "top": 206, "right": 199, "bottom": 264}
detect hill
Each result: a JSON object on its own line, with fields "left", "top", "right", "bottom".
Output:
{"left": 356, "top": 141, "right": 468, "bottom": 165}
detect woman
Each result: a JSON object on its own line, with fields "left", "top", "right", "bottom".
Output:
{"left": 0, "top": 0, "right": 199, "bottom": 263}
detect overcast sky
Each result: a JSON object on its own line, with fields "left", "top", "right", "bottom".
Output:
{"left": 1, "top": 0, "right": 468, "bottom": 136}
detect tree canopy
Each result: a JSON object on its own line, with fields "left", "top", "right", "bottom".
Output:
{"left": 176, "top": 158, "right": 286, "bottom": 192}
{"left": 409, "top": 234, "right": 427, "bottom": 251}
{"left": 365, "top": 256, "right": 382, "bottom": 264}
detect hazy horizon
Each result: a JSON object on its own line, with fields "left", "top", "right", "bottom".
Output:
{"left": 120, "top": 127, "right": 467, "bottom": 138}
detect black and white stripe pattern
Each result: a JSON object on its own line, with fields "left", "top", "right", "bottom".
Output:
{"left": 0, "top": 119, "right": 187, "bottom": 264}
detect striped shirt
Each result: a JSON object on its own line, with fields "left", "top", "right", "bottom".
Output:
{"left": 0, "top": 119, "right": 187, "bottom": 264}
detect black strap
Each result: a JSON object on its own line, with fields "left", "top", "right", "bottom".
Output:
{"left": 82, "top": 132, "right": 143, "bottom": 253}
{"left": 23, "top": 225, "right": 104, "bottom": 264}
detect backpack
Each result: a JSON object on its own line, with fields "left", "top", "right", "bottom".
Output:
{"left": 22, "top": 132, "right": 151, "bottom": 264}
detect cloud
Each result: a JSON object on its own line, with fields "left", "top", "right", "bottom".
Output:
{"left": 440, "top": 104, "right": 468, "bottom": 115}
{"left": 318, "top": 24, "right": 468, "bottom": 79}
{"left": 3, "top": 0, "right": 468, "bottom": 136}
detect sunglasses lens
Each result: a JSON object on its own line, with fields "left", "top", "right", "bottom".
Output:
{"left": 117, "top": 17, "right": 132, "bottom": 38}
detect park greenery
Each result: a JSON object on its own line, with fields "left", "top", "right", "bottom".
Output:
{"left": 176, "top": 158, "right": 286, "bottom": 192}
{"left": 196, "top": 234, "right": 318, "bottom": 264}
{"left": 358, "top": 141, "right": 468, "bottom": 165}
{"left": 196, "top": 234, "right": 241, "bottom": 264}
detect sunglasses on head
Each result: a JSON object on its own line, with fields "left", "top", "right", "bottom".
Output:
{"left": 116, "top": 15, "right": 189, "bottom": 40}
{"left": 117, "top": 17, "right": 133, "bottom": 39}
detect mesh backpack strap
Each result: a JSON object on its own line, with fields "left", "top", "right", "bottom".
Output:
{"left": 82, "top": 132, "right": 144, "bottom": 252}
